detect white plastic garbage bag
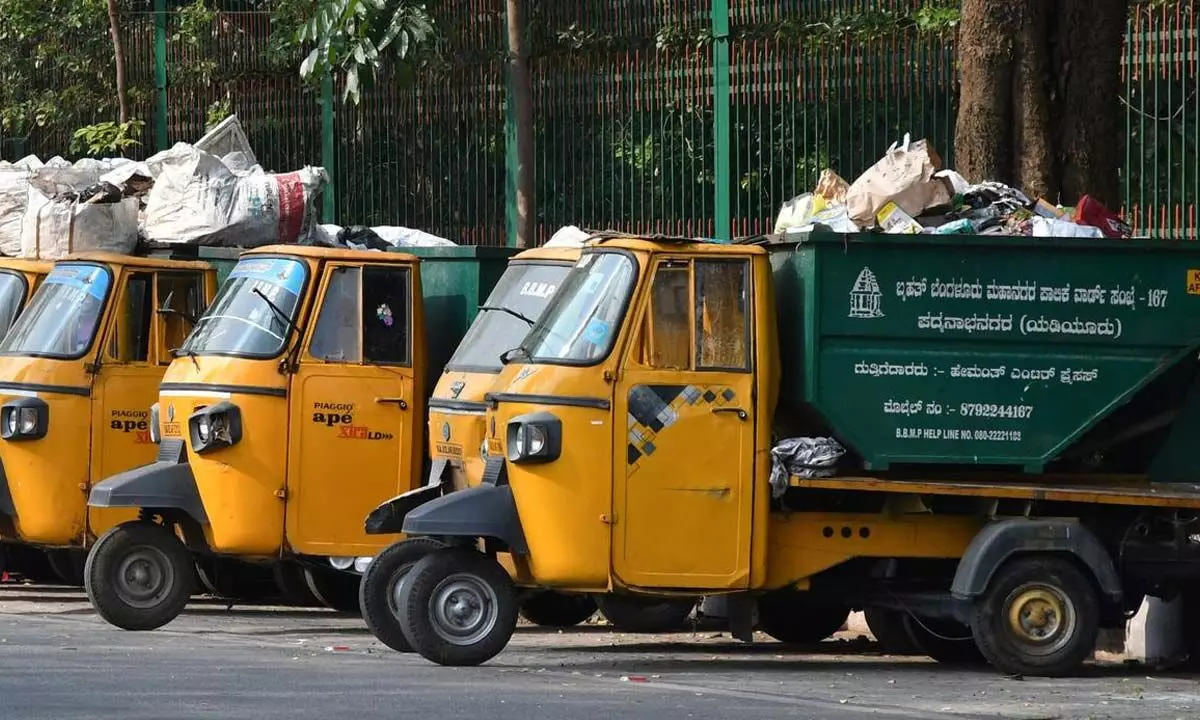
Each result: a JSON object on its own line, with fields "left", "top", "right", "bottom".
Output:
{"left": 20, "top": 195, "right": 139, "bottom": 260}
{"left": 543, "top": 225, "right": 590, "bottom": 248}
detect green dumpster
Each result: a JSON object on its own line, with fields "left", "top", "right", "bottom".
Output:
{"left": 392, "top": 245, "right": 518, "bottom": 390}
{"left": 769, "top": 233, "right": 1200, "bottom": 473}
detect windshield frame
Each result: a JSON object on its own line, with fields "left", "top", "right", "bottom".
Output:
{"left": 0, "top": 269, "right": 30, "bottom": 337}
{"left": 179, "top": 253, "right": 311, "bottom": 361}
{"left": 518, "top": 248, "right": 640, "bottom": 368}
{"left": 444, "top": 258, "right": 576, "bottom": 375}
{"left": 0, "top": 261, "right": 113, "bottom": 361}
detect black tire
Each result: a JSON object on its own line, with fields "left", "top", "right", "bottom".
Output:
{"left": 304, "top": 566, "right": 361, "bottom": 614}
{"left": 84, "top": 521, "right": 195, "bottom": 631}
{"left": 397, "top": 547, "right": 518, "bottom": 666}
{"left": 903, "top": 613, "right": 986, "bottom": 665}
{"left": 359, "top": 538, "right": 446, "bottom": 653}
{"left": 46, "top": 549, "right": 87, "bottom": 586}
{"left": 969, "top": 556, "right": 1099, "bottom": 677}
{"left": 595, "top": 594, "right": 695, "bottom": 633}
{"left": 519, "top": 591, "right": 597, "bottom": 627}
{"left": 864, "top": 607, "right": 918, "bottom": 654}
{"left": 2, "top": 544, "right": 57, "bottom": 583}
{"left": 755, "top": 589, "right": 849, "bottom": 644}
{"left": 273, "top": 561, "right": 320, "bottom": 606}
{"left": 195, "top": 557, "right": 274, "bottom": 600}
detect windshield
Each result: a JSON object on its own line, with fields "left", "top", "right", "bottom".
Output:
{"left": 181, "top": 256, "right": 307, "bottom": 357}
{"left": 0, "top": 263, "right": 110, "bottom": 359}
{"left": 446, "top": 261, "right": 573, "bottom": 372}
{"left": 0, "top": 271, "right": 29, "bottom": 338}
{"left": 520, "top": 252, "right": 637, "bottom": 364}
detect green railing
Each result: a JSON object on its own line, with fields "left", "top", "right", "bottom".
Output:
{"left": 3, "top": 1, "right": 1197, "bottom": 243}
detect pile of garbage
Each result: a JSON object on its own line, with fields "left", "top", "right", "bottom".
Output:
{"left": 774, "top": 133, "right": 1133, "bottom": 240}
{"left": 0, "top": 115, "right": 458, "bottom": 260}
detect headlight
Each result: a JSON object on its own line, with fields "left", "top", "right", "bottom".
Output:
{"left": 505, "top": 411, "right": 561, "bottom": 464}
{"left": 0, "top": 398, "right": 48, "bottom": 441}
{"left": 188, "top": 401, "right": 243, "bottom": 454}
{"left": 328, "top": 556, "right": 355, "bottom": 571}
{"left": 479, "top": 438, "right": 489, "bottom": 460}
{"left": 148, "top": 403, "right": 162, "bottom": 445}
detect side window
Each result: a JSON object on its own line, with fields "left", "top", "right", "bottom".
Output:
{"left": 108, "top": 272, "right": 152, "bottom": 363}
{"left": 695, "top": 260, "right": 749, "bottom": 371}
{"left": 641, "top": 261, "right": 691, "bottom": 370}
{"left": 362, "top": 265, "right": 410, "bottom": 365}
{"left": 157, "top": 272, "right": 204, "bottom": 362}
{"left": 308, "top": 267, "right": 362, "bottom": 363}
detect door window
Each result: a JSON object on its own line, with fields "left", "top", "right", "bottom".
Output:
{"left": 641, "top": 262, "right": 691, "bottom": 370}
{"left": 695, "top": 260, "right": 750, "bottom": 371}
{"left": 108, "top": 272, "right": 153, "bottom": 363}
{"left": 156, "top": 272, "right": 204, "bottom": 362}
{"left": 307, "top": 264, "right": 411, "bottom": 366}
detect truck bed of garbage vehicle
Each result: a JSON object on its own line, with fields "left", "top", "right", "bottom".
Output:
{"left": 766, "top": 232, "right": 1200, "bottom": 480}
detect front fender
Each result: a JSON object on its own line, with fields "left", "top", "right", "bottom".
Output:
{"left": 365, "top": 459, "right": 452, "bottom": 535}
{"left": 0, "top": 458, "right": 13, "bottom": 520}
{"left": 88, "top": 440, "right": 208, "bottom": 525}
{"left": 402, "top": 482, "right": 528, "bottom": 554}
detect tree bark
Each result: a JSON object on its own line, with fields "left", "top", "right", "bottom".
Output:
{"left": 506, "top": 0, "right": 536, "bottom": 248}
{"left": 106, "top": 0, "right": 130, "bottom": 125}
{"left": 954, "top": 0, "right": 1129, "bottom": 207}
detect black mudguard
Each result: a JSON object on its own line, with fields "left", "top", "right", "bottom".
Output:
{"left": 0, "top": 459, "right": 13, "bottom": 519}
{"left": 89, "top": 461, "right": 208, "bottom": 525}
{"left": 402, "top": 484, "right": 529, "bottom": 554}
{"left": 951, "top": 518, "right": 1123, "bottom": 604}
{"left": 364, "top": 459, "right": 452, "bottom": 535}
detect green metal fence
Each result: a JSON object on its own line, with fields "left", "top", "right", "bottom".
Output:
{"left": 5, "top": 1, "right": 1198, "bottom": 242}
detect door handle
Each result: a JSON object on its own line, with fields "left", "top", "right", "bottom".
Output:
{"left": 712, "top": 407, "right": 747, "bottom": 421}
{"left": 376, "top": 397, "right": 409, "bottom": 410}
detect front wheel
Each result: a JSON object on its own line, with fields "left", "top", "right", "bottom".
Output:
{"left": 84, "top": 521, "right": 195, "bottom": 631}
{"left": 304, "top": 567, "right": 361, "bottom": 614}
{"left": 359, "top": 538, "right": 446, "bottom": 653}
{"left": 398, "top": 547, "right": 518, "bottom": 666}
{"left": 903, "top": 614, "right": 985, "bottom": 665}
{"left": 595, "top": 594, "right": 696, "bottom": 633}
{"left": 519, "top": 591, "right": 597, "bottom": 627}
{"left": 969, "top": 556, "right": 1099, "bottom": 677}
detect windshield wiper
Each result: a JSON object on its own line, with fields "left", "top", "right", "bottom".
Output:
{"left": 253, "top": 288, "right": 298, "bottom": 338}
{"left": 171, "top": 347, "right": 201, "bottom": 372}
{"left": 500, "top": 345, "right": 530, "bottom": 365}
{"left": 478, "top": 304, "right": 535, "bottom": 327}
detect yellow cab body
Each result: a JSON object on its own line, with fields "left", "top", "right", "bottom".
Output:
{"left": 166, "top": 246, "right": 426, "bottom": 559}
{"left": 0, "top": 254, "right": 216, "bottom": 547}
{"left": 429, "top": 246, "right": 580, "bottom": 493}
{"left": 479, "top": 238, "right": 984, "bottom": 598}
{"left": 0, "top": 258, "right": 52, "bottom": 338}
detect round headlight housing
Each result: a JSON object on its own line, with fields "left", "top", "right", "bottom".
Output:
{"left": 5, "top": 410, "right": 17, "bottom": 436}
{"left": 526, "top": 424, "right": 547, "bottom": 455}
{"left": 17, "top": 408, "right": 37, "bottom": 435}
{"left": 196, "top": 415, "right": 212, "bottom": 443}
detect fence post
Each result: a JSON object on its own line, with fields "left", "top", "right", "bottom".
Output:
{"left": 505, "top": 67, "right": 518, "bottom": 248}
{"left": 153, "top": 0, "right": 168, "bottom": 152}
{"left": 321, "top": 69, "right": 336, "bottom": 223}
{"left": 711, "top": 0, "right": 731, "bottom": 242}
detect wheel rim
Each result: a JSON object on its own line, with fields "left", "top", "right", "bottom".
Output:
{"left": 428, "top": 573, "right": 499, "bottom": 647}
{"left": 114, "top": 545, "right": 175, "bottom": 609}
{"left": 387, "top": 564, "right": 417, "bottom": 619}
{"left": 1004, "top": 583, "right": 1076, "bottom": 655}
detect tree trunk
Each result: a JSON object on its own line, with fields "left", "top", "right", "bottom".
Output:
{"left": 955, "top": 0, "right": 1128, "bottom": 207}
{"left": 506, "top": 0, "right": 536, "bottom": 248}
{"left": 106, "top": 0, "right": 130, "bottom": 125}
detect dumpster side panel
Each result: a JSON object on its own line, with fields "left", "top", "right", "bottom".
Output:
{"left": 771, "top": 236, "right": 1200, "bottom": 471}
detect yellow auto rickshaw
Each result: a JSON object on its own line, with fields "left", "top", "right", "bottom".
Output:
{"left": 0, "top": 253, "right": 217, "bottom": 583}
{"left": 0, "top": 258, "right": 51, "bottom": 337}
{"left": 84, "top": 246, "right": 432, "bottom": 629}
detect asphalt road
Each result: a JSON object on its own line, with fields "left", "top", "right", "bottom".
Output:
{"left": 2, "top": 583, "right": 1200, "bottom": 720}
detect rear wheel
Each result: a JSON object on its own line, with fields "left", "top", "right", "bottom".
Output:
{"left": 864, "top": 607, "right": 918, "bottom": 654}
{"left": 903, "top": 614, "right": 985, "bottom": 665}
{"left": 84, "top": 521, "right": 195, "bottom": 631}
{"left": 195, "top": 557, "right": 274, "bottom": 600}
{"left": 596, "top": 594, "right": 695, "bottom": 633}
{"left": 304, "top": 567, "right": 361, "bottom": 614}
{"left": 46, "top": 549, "right": 86, "bottom": 586}
{"left": 272, "top": 561, "right": 320, "bottom": 607}
{"left": 398, "top": 547, "right": 518, "bottom": 666}
{"left": 359, "top": 538, "right": 446, "bottom": 653}
{"left": 756, "top": 589, "right": 849, "bottom": 644}
{"left": 1, "top": 545, "right": 56, "bottom": 583}
{"left": 969, "top": 556, "right": 1098, "bottom": 677}
{"left": 519, "top": 591, "right": 597, "bottom": 627}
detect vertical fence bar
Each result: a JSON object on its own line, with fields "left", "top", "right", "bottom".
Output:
{"left": 153, "top": 0, "right": 168, "bottom": 151}
{"left": 711, "top": 0, "right": 731, "bottom": 242}
{"left": 321, "top": 69, "right": 336, "bottom": 223}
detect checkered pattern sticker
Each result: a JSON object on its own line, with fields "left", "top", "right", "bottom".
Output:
{"left": 626, "top": 383, "right": 737, "bottom": 474}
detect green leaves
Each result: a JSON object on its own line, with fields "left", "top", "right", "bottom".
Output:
{"left": 69, "top": 120, "right": 144, "bottom": 157}
{"left": 293, "top": 0, "right": 436, "bottom": 104}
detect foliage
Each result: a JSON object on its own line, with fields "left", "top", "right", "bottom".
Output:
{"left": 70, "top": 119, "right": 145, "bottom": 157}
{"left": 295, "top": 0, "right": 436, "bottom": 104}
